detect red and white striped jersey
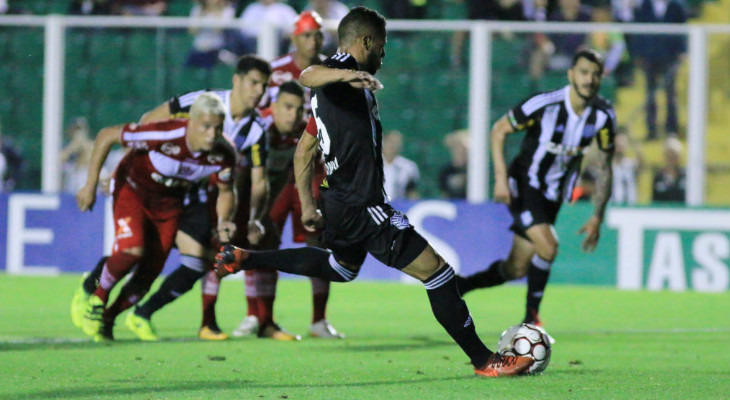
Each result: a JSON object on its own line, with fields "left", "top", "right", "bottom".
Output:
{"left": 259, "top": 52, "right": 326, "bottom": 116}
{"left": 118, "top": 119, "right": 236, "bottom": 198}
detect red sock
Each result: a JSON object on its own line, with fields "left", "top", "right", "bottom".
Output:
{"left": 244, "top": 270, "right": 258, "bottom": 317}
{"left": 310, "top": 277, "right": 330, "bottom": 323}
{"left": 256, "top": 269, "right": 278, "bottom": 326}
{"left": 202, "top": 294, "right": 218, "bottom": 328}
{"left": 94, "top": 252, "right": 140, "bottom": 304}
{"left": 201, "top": 270, "right": 220, "bottom": 328}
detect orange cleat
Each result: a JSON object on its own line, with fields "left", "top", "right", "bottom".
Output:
{"left": 474, "top": 353, "right": 534, "bottom": 377}
{"left": 214, "top": 245, "right": 250, "bottom": 278}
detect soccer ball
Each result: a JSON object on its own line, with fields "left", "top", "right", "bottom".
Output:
{"left": 497, "top": 323, "right": 552, "bottom": 374}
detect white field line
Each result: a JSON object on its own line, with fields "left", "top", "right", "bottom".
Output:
{"left": 1, "top": 327, "right": 728, "bottom": 345}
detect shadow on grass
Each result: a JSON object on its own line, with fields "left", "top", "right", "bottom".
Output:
{"left": 321, "top": 335, "right": 454, "bottom": 353}
{"left": 0, "top": 375, "right": 474, "bottom": 399}
{"left": 0, "top": 337, "right": 213, "bottom": 352}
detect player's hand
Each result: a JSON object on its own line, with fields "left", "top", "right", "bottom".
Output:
{"left": 578, "top": 215, "right": 602, "bottom": 253}
{"left": 301, "top": 208, "right": 324, "bottom": 232}
{"left": 344, "top": 71, "right": 384, "bottom": 92}
{"left": 247, "top": 219, "right": 265, "bottom": 246}
{"left": 76, "top": 184, "right": 97, "bottom": 212}
{"left": 217, "top": 220, "right": 236, "bottom": 244}
{"left": 493, "top": 179, "right": 511, "bottom": 206}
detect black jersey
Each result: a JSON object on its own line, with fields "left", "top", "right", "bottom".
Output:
{"left": 310, "top": 53, "right": 386, "bottom": 206}
{"left": 169, "top": 89, "right": 268, "bottom": 169}
{"left": 507, "top": 86, "right": 616, "bottom": 203}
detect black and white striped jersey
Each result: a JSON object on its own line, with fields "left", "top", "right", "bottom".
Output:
{"left": 169, "top": 89, "right": 267, "bottom": 169}
{"left": 507, "top": 86, "right": 616, "bottom": 203}
{"left": 310, "top": 52, "right": 386, "bottom": 206}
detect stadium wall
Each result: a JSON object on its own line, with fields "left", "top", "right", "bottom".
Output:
{"left": 1, "top": 193, "right": 728, "bottom": 292}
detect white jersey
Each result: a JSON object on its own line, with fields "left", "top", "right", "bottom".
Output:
{"left": 383, "top": 155, "right": 420, "bottom": 201}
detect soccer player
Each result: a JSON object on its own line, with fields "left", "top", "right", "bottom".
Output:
{"left": 234, "top": 10, "right": 342, "bottom": 340}
{"left": 71, "top": 55, "right": 272, "bottom": 341}
{"left": 214, "top": 6, "right": 534, "bottom": 377}
{"left": 75, "top": 92, "right": 238, "bottom": 342}
{"left": 456, "top": 48, "right": 615, "bottom": 331}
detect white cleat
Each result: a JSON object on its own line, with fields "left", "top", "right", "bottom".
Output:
{"left": 232, "top": 315, "right": 259, "bottom": 337}
{"left": 309, "top": 319, "right": 345, "bottom": 339}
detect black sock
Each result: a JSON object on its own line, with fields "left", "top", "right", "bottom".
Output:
{"left": 248, "top": 247, "right": 358, "bottom": 282}
{"left": 424, "top": 264, "right": 491, "bottom": 367}
{"left": 135, "top": 264, "right": 205, "bottom": 319}
{"left": 83, "top": 256, "right": 108, "bottom": 294}
{"left": 456, "top": 260, "right": 506, "bottom": 295}
{"left": 524, "top": 255, "right": 552, "bottom": 323}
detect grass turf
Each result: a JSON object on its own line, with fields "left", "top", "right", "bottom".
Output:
{"left": 0, "top": 274, "right": 728, "bottom": 399}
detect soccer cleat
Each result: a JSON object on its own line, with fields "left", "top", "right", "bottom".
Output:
{"left": 125, "top": 311, "right": 159, "bottom": 341}
{"left": 81, "top": 294, "right": 105, "bottom": 336}
{"left": 71, "top": 273, "right": 91, "bottom": 328}
{"left": 474, "top": 352, "right": 534, "bottom": 377}
{"left": 231, "top": 315, "right": 260, "bottom": 337}
{"left": 214, "top": 245, "right": 250, "bottom": 278}
{"left": 199, "top": 325, "right": 229, "bottom": 341}
{"left": 259, "top": 323, "right": 301, "bottom": 341}
{"left": 93, "top": 321, "right": 115, "bottom": 342}
{"left": 309, "top": 319, "right": 345, "bottom": 339}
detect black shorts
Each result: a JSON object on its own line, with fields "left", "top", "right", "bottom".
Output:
{"left": 508, "top": 177, "right": 562, "bottom": 239}
{"left": 319, "top": 200, "right": 428, "bottom": 270}
{"left": 178, "top": 199, "right": 214, "bottom": 246}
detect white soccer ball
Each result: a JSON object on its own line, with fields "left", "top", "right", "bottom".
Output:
{"left": 497, "top": 323, "right": 552, "bottom": 374}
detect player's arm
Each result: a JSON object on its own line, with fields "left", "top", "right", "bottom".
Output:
{"left": 139, "top": 102, "right": 172, "bottom": 124}
{"left": 247, "top": 165, "right": 268, "bottom": 245}
{"left": 490, "top": 114, "right": 516, "bottom": 205}
{"left": 299, "top": 64, "right": 382, "bottom": 90}
{"left": 76, "top": 125, "right": 123, "bottom": 211}
{"left": 294, "top": 128, "right": 322, "bottom": 232}
{"left": 215, "top": 170, "right": 237, "bottom": 243}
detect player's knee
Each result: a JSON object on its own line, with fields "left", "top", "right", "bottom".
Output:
{"left": 123, "top": 247, "right": 144, "bottom": 257}
{"left": 403, "top": 247, "right": 444, "bottom": 282}
{"left": 330, "top": 255, "right": 360, "bottom": 282}
{"left": 534, "top": 244, "right": 558, "bottom": 262}
{"left": 502, "top": 260, "right": 528, "bottom": 280}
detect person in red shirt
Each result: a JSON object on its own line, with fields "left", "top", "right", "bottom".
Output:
{"left": 75, "top": 92, "right": 237, "bottom": 341}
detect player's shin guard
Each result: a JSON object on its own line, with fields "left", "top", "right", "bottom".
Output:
{"left": 525, "top": 254, "right": 552, "bottom": 323}
{"left": 135, "top": 257, "right": 206, "bottom": 319}
{"left": 83, "top": 256, "right": 108, "bottom": 294}
{"left": 249, "top": 247, "right": 358, "bottom": 282}
{"left": 456, "top": 259, "right": 506, "bottom": 295}
{"left": 94, "top": 252, "right": 140, "bottom": 303}
{"left": 424, "top": 264, "right": 490, "bottom": 367}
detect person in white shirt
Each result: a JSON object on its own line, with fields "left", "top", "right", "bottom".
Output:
{"left": 236, "top": 0, "right": 298, "bottom": 55}
{"left": 383, "top": 130, "right": 420, "bottom": 201}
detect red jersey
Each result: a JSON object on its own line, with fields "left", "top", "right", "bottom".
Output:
{"left": 260, "top": 52, "right": 326, "bottom": 116}
{"left": 118, "top": 119, "right": 236, "bottom": 199}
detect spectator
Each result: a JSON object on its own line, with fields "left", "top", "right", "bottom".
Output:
{"left": 60, "top": 117, "right": 95, "bottom": 195}
{"left": 69, "top": 0, "right": 113, "bottom": 15}
{"left": 652, "top": 137, "right": 685, "bottom": 202}
{"left": 378, "top": 0, "right": 429, "bottom": 19}
{"left": 0, "top": 0, "right": 8, "bottom": 14}
{"left": 611, "top": 129, "right": 642, "bottom": 204}
{"left": 0, "top": 119, "right": 24, "bottom": 192}
{"left": 186, "top": 0, "right": 236, "bottom": 68}
{"left": 113, "top": 0, "right": 168, "bottom": 16}
{"left": 439, "top": 130, "right": 469, "bottom": 199}
{"left": 234, "top": 0, "right": 298, "bottom": 56}
{"left": 383, "top": 130, "right": 420, "bottom": 201}
{"left": 306, "top": 0, "right": 349, "bottom": 54}
{"left": 589, "top": 6, "right": 629, "bottom": 79}
{"left": 633, "top": 0, "right": 687, "bottom": 140}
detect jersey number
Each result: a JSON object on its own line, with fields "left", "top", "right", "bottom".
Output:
{"left": 311, "top": 94, "right": 331, "bottom": 157}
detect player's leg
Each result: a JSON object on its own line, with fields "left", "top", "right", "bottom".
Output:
{"left": 456, "top": 234, "right": 534, "bottom": 295}
{"left": 71, "top": 256, "right": 107, "bottom": 328}
{"left": 367, "top": 204, "right": 532, "bottom": 377}
{"left": 523, "top": 223, "right": 559, "bottom": 326}
{"left": 232, "top": 270, "right": 261, "bottom": 337}
{"left": 82, "top": 187, "right": 146, "bottom": 338}
{"left": 129, "top": 230, "right": 209, "bottom": 340}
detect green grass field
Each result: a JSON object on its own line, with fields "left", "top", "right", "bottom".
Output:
{"left": 1, "top": 274, "right": 729, "bottom": 400}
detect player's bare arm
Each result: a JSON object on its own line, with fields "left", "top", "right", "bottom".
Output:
{"left": 293, "top": 131, "right": 322, "bottom": 232}
{"left": 247, "top": 166, "right": 268, "bottom": 245}
{"left": 139, "top": 102, "right": 172, "bottom": 124}
{"left": 215, "top": 173, "right": 237, "bottom": 243}
{"left": 76, "top": 125, "right": 123, "bottom": 212}
{"left": 490, "top": 115, "right": 516, "bottom": 205}
{"left": 579, "top": 148, "right": 614, "bottom": 253}
{"left": 299, "top": 64, "right": 382, "bottom": 90}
